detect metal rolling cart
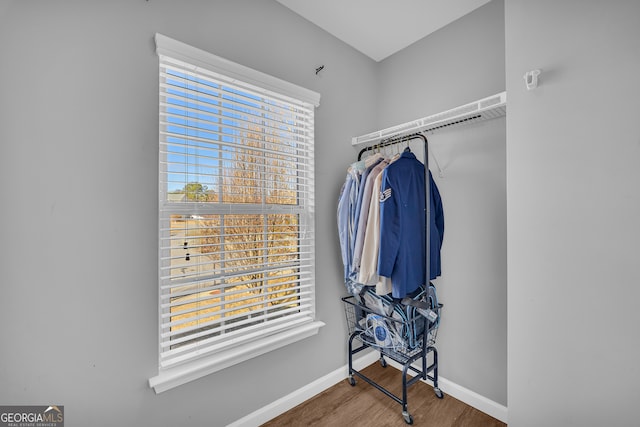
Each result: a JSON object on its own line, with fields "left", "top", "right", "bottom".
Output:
{"left": 344, "top": 132, "right": 443, "bottom": 425}
{"left": 342, "top": 289, "right": 443, "bottom": 425}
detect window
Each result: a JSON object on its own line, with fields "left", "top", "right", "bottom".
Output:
{"left": 149, "top": 34, "right": 323, "bottom": 393}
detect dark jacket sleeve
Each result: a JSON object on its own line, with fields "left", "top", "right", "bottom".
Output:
{"left": 377, "top": 168, "right": 400, "bottom": 278}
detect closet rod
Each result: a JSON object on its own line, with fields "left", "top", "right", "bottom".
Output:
{"left": 352, "top": 91, "right": 506, "bottom": 148}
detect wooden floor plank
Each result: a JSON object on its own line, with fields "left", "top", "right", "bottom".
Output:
{"left": 261, "top": 362, "right": 506, "bottom": 426}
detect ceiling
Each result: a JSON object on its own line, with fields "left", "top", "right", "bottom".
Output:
{"left": 275, "top": 0, "right": 491, "bottom": 62}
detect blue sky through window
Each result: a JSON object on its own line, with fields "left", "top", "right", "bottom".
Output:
{"left": 164, "top": 68, "right": 262, "bottom": 193}
{"left": 164, "top": 67, "right": 304, "bottom": 199}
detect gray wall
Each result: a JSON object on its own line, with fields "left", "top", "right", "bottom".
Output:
{"left": 377, "top": 0, "right": 507, "bottom": 406}
{"left": 0, "top": 1, "right": 377, "bottom": 426}
{"left": 506, "top": 0, "right": 640, "bottom": 425}
{"left": 377, "top": 0, "right": 505, "bottom": 130}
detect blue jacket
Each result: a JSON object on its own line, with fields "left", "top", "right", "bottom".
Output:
{"left": 377, "top": 150, "right": 444, "bottom": 298}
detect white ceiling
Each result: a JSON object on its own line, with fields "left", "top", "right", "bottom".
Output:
{"left": 276, "top": 0, "right": 491, "bottom": 62}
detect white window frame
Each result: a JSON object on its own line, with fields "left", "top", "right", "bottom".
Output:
{"left": 149, "top": 34, "right": 323, "bottom": 394}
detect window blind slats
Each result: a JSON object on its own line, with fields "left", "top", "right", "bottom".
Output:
{"left": 159, "top": 107, "right": 314, "bottom": 148}
{"left": 159, "top": 140, "right": 314, "bottom": 167}
{"left": 157, "top": 206, "right": 314, "bottom": 219}
{"left": 159, "top": 63, "right": 315, "bottom": 113}
{"left": 158, "top": 46, "right": 316, "bottom": 368}
{"left": 163, "top": 293, "right": 314, "bottom": 334}
{"left": 160, "top": 253, "right": 314, "bottom": 279}
{"left": 162, "top": 308, "right": 313, "bottom": 352}
{"left": 159, "top": 129, "right": 313, "bottom": 161}
{"left": 159, "top": 176, "right": 314, "bottom": 199}
{"left": 161, "top": 252, "right": 313, "bottom": 280}
{"left": 161, "top": 278, "right": 313, "bottom": 307}
{"left": 159, "top": 73, "right": 314, "bottom": 119}
{"left": 159, "top": 314, "right": 314, "bottom": 367}
{"left": 158, "top": 79, "right": 315, "bottom": 132}
{"left": 160, "top": 257, "right": 314, "bottom": 289}
{"left": 157, "top": 51, "right": 319, "bottom": 107}
{"left": 160, "top": 261, "right": 314, "bottom": 289}
{"left": 159, "top": 238, "right": 314, "bottom": 259}
{"left": 159, "top": 66, "right": 314, "bottom": 132}
{"left": 160, "top": 133, "right": 313, "bottom": 156}
{"left": 160, "top": 241, "right": 313, "bottom": 260}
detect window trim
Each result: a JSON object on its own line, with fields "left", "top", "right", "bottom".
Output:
{"left": 149, "top": 34, "right": 323, "bottom": 393}
{"left": 149, "top": 321, "right": 323, "bottom": 394}
{"left": 154, "top": 33, "right": 320, "bottom": 108}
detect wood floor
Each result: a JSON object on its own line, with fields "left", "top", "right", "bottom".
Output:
{"left": 261, "top": 362, "right": 506, "bottom": 427}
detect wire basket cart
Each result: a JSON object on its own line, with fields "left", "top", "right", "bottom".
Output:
{"left": 342, "top": 293, "right": 443, "bottom": 425}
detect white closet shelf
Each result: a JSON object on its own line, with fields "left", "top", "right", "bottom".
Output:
{"left": 351, "top": 91, "right": 506, "bottom": 147}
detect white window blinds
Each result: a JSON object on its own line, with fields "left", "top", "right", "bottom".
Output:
{"left": 155, "top": 34, "right": 320, "bottom": 371}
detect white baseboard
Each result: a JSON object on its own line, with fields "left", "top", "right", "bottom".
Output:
{"left": 227, "top": 349, "right": 507, "bottom": 426}
{"left": 384, "top": 358, "right": 508, "bottom": 424}
{"left": 226, "top": 350, "right": 379, "bottom": 427}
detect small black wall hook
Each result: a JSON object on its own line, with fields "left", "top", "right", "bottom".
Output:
{"left": 315, "top": 65, "right": 325, "bottom": 75}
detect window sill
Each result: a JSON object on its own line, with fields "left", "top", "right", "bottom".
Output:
{"left": 148, "top": 320, "right": 325, "bottom": 394}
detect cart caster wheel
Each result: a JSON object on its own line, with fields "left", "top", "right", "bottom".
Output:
{"left": 379, "top": 357, "right": 387, "bottom": 368}
{"left": 434, "top": 387, "right": 444, "bottom": 399}
{"left": 348, "top": 375, "right": 356, "bottom": 386}
{"left": 402, "top": 411, "right": 413, "bottom": 425}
